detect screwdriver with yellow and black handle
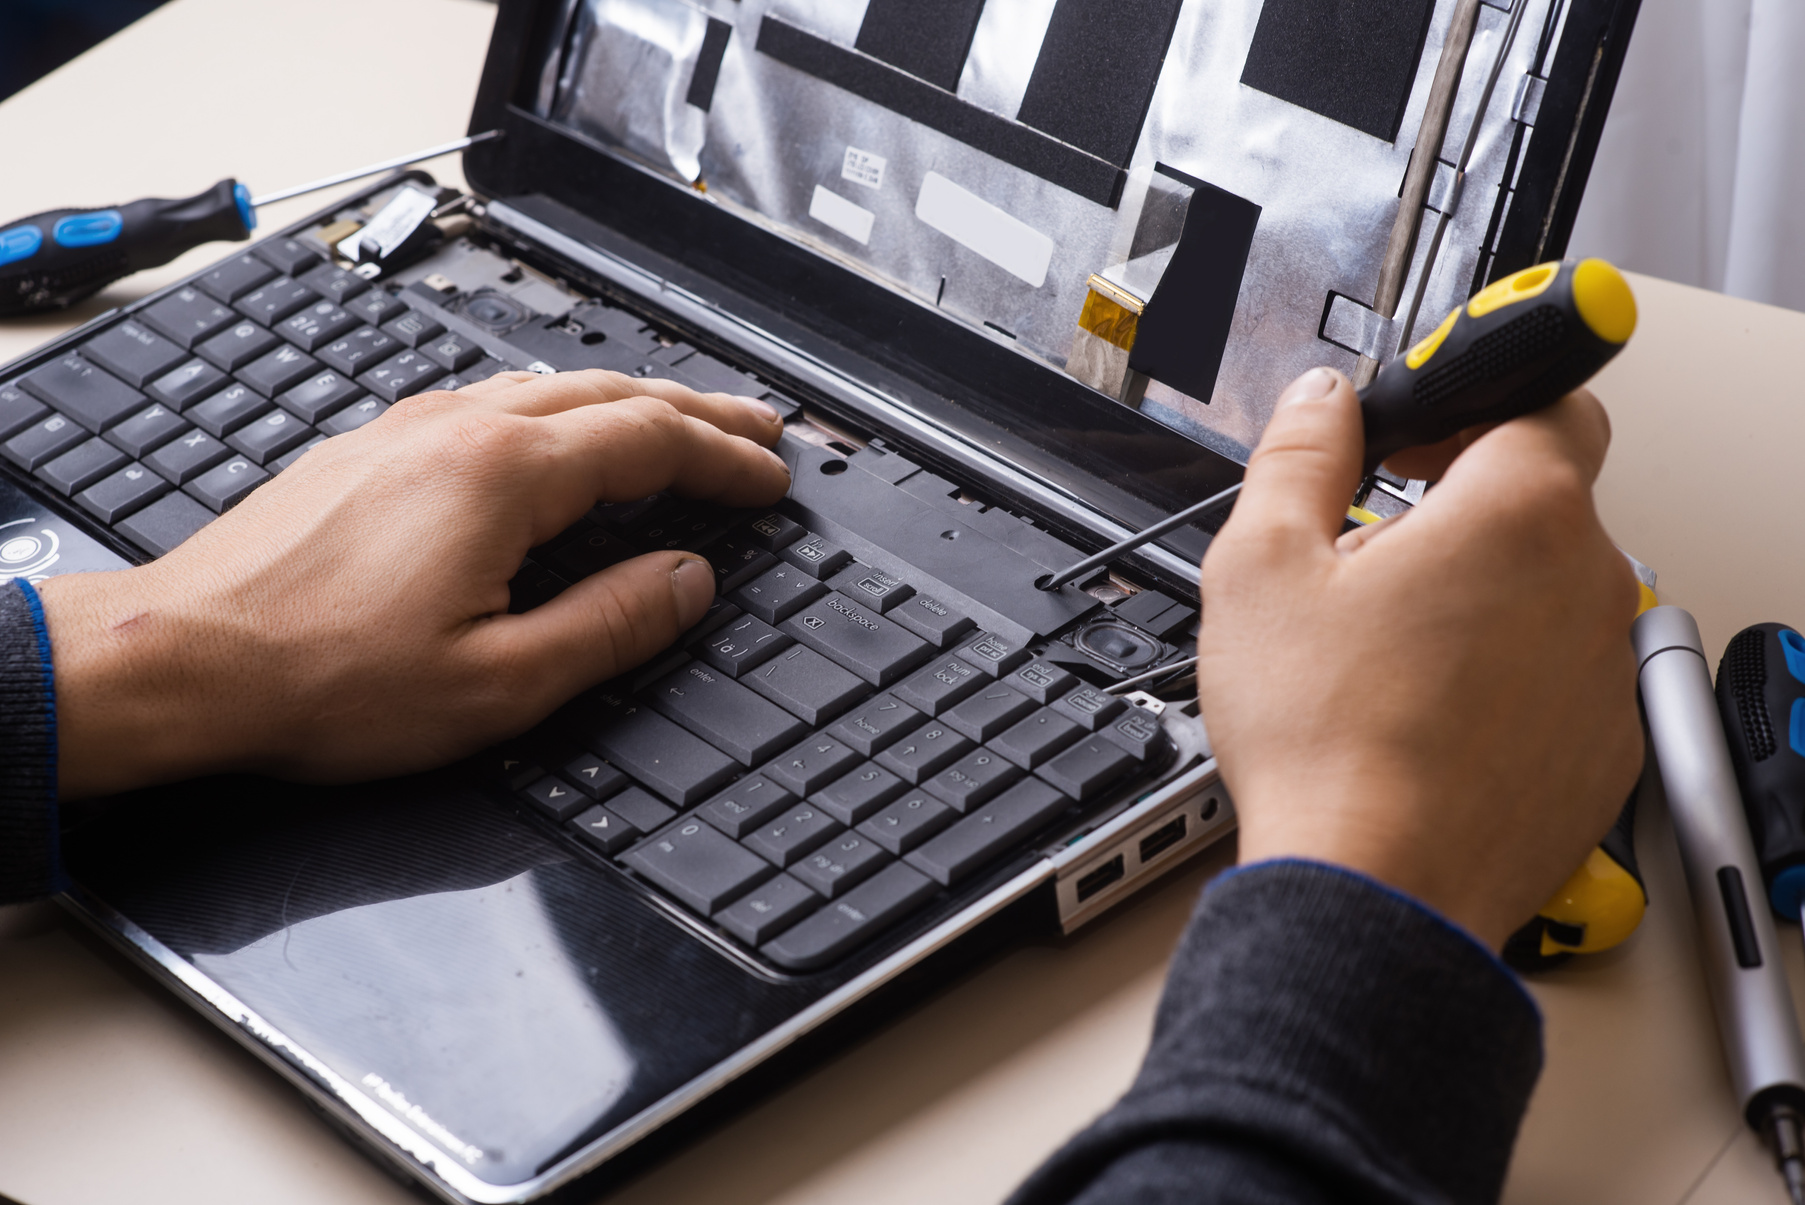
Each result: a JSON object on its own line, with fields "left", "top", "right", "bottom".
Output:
{"left": 1040, "top": 256, "right": 1640, "bottom": 591}
{"left": 0, "top": 132, "right": 498, "bottom": 319}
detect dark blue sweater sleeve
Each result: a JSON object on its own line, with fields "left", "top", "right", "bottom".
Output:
{"left": 1, "top": 577, "right": 60, "bottom": 903}
{"left": 1009, "top": 860, "right": 1543, "bottom": 1205}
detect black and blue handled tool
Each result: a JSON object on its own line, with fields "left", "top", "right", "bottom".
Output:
{"left": 1039, "top": 256, "right": 1640, "bottom": 591}
{"left": 1717, "top": 622, "right": 1805, "bottom": 920}
{"left": 0, "top": 131, "right": 498, "bottom": 319}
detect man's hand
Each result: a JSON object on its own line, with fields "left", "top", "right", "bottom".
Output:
{"left": 1198, "top": 367, "right": 1643, "bottom": 951}
{"left": 39, "top": 369, "right": 791, "bottom": 798}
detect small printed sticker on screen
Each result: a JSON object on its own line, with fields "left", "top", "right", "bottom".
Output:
{"left": 842, "top": 147, "right": 887, "bottom": 190}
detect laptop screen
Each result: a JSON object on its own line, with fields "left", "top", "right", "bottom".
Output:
{"left": 469, "top": 0, "right": 1621, "bottom": 531}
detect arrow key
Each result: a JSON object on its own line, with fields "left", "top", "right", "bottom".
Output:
{"left": 522, "top": 775, "right": 587, "bottom": 821}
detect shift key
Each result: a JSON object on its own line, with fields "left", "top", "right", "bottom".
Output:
{"left": 781, "top": 592, "right": 930, "bottom": 687}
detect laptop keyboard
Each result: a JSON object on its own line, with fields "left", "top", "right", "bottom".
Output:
{"left": 1, "top": 226, "right": 1190, "bottom": 976}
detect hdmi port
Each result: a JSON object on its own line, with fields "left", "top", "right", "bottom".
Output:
{"left": 1076, "top": 855, "right": 1126, "bottom": 902}
{"left": 1139, "top": 815, "right": 1188, "bottom": 863}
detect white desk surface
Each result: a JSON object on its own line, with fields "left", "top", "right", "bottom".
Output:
{"left": 2, "top": 2, "right": 1804, "bottom": 1202}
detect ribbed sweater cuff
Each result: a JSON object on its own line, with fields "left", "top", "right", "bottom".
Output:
{"left": 0, "top": 577, "right": 60, "bottom": 902}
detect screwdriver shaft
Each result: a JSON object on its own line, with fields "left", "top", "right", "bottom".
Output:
{"left": 1041, "top": 481, "right": 1242, "bottom": 592}
{"left": 250, "top": 130, "right": 501, "bottom": 207}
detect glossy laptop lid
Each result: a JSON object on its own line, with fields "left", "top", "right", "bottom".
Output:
{"left": 466, "top": 0, "right": 1634, "bottom": 538}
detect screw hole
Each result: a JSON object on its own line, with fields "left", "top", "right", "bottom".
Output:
{"left": 820, "top": 459, "right": 848, "bottom": 475}
{"left": 580, "top": 330, "right": 607, "bottom": 345}
{"left": 940, "top": 529, "right": 961, "bottom": 540}
{"left": 1200, "top": 797, "right": 1219, "bottom": 821}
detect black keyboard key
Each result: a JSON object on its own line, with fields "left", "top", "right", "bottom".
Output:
{"left": 858, "top": 792, "right": 956, "bottom": 855}
{"left": 22, "top": 354, "right": 145, "bottom": 432}
{"left": 714, "top": 873, "right": 818, "bottom": 944}
{"left": 1050, "top": 685, "right": 1127, "bottom": 732}
{"left": 742, "top": 643, "right": 869, "bottom": 725}
{"left": 648, "top": 662, "right": 809, "bottom": 766}
{"left": 4, "top": 413, "right": 87, "bottom": 471}
{"left": 198, "top": 252, "right": 278, "bottom": 302}
{"left": 545, "top": 528, "right": 636, "bottom": 580}
{"left": 141, "top": 286, "right": 236, "bottom": 348}
{"left": 762, "top": 862, "right": 936, "bottom": 970}
{"left": 955, "top": 631, "right": 1032, "bottom": 677}
{"left": 699, "top": 774, "right": 795, "bottom": 838}
{"left": 812, "top": 762, "right": 906, "bottom": 825}
{"left": 762, "top": 735, "right": 861, "bottom": 796}
{"left": 487, "top": 752, "right": 545, "bottom": 792}
{"left": 318, "top": 327, "right": 399, "bottom": 376}
{"left": 828, "top": 564, "right": 914, "bottom": 612}
{"left": 621, "top": 502, "right": 724, "bottom": 552}
{"left": 271, "top": 435, "right": 326, "bottom": 472}
{"left": 990, "top": 709, "right": 1083, "bottom": 770}
{"left": 1037, "top": 735, "right": 1138, "bottom": 801}
{"left": 889, "top": 593, "right": 976, "bottom": 649}
{"left": 507, "top": 560, "right": 568, "bottom": 613}
{"left": 1098, "top": 708, "right": 1167, "bottom": 759}
{"left": 905, "top": 778, "right": 1070, "bottom": 886}
{"left": 893, "top": 655, "right": 986, "bottom": 716}
{"left": 187, "top": 383, "right": 270, "bottom": 437}
{"left": 780, "top": 533, "right": 853, "bottom": 579}
{"left": 458, "top": 355, "right": 507, "bottom": 384}
{"left": 791, "top": 832, "right": 891, "bottom": 898}
{"left": 318, "top": 396, "right": 388, "bottom": 435}
{"left": 604, "top": 785, "right": 678, "bottom": 833}
{"left": 570, "top": 804, "right": 638, "bottom": 855}
{"left": 743, "top": 511, "right": 804, "bottom": 551}
{"left": 253, "top": 236, "right": 322, "bottom": 276}
{"left": 227, "top": 408, "right": 314, "bottom": 464}
{"left": 696, "top": 533, "right": 777, "bottom": 594}
{"left": 522, "top": 775, "right": 587, "bottom": 821}
{"left": 0, "top": 384, "right": 46, "bottom": 440}
{"left": 695, "top": 613, "right": 791, "bottom": 678}
{"left": 731, "top": 563, "right": 827, "bottom": 623}
{"left": 185, "top": 455, "right": 268, "bottom": 511}
{"left": 625, "top": 818, "right": 774, "bottom": 913}
{"left": 235, "top": 278, "right": 317, "bottom": 325}
{"left": 238, "top": 344, "right": 320, "bottom": 397}
{"left": 359, "top": 349, "right": 444, "bottom": 403}
{"left": 75, "top": 462, "right": 169, "bottom": 523}
{"left": 588, "top": 707, "right": 738, "bottom": 805}
{"left": 38, "top": 437, "right": 127, "bottom": 495}
{"left": 782, "top": 592, "right": 931, "bottom": 687}
{"left": 563, "top": 752, "right": 628, "bottom": 800}
{"left": 278, "top": 300, "right": 360, "bottom": 352}
{"left": 743, "top": 802, "right": 842, "bottom": 867}
{"left": 828, "top": 694, "right": 924, "bottom": 756}
{"left": 299, "top": 262, "right": 370, "bottom": 306}
{"left": 115, "top": 491, "right": 212, "bottom": 557}
{"left": 942, "top": 684, "right": 1038, "bottom": 742}
{"left": 277, "top": 370, "right": 361, "bottom": 423}
{"left": 1006, "top": 660, "right": 1078, "bottom": 705}
{"left": 147, "top": 427, "right": 230, "bottom": 483}
{"left": 196, "top": 321, "right": 280, "bottom": 372}
{"left": 82, "top": 321, "right": 187, "bottom": 387}
{"left": 921, "top": 748, "right": 1024, "bottom": 812}
{"left": 421, "top": 330, "right": 483, "bottom": 372}
{"left": 682, "top": 598, "right": 743, "bottom": 648}
{"left": 382, "top": 310, "right": 445, "bottom": 348}
{"left": 144, "top": 358, "right": 227, "bottom": 411}
{"left": 874, "top": 722, "right": 973, "bottom": 784}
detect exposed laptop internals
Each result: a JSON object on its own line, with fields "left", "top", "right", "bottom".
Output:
{"left": 0, "top": 0, "right": 1637, "bottom": 1200}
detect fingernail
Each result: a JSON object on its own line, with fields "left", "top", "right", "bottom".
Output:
{"left": 1281, "top": 368, "right": 1338, "bottom": 406}
{"left": 764, "top": 448, "right": 792, "bottom": 477}
{"left": 737, "top": 395, "right": 781, "bottom": 422}
{"left": 672, "top": 557, "right": 715, "bottom": 629}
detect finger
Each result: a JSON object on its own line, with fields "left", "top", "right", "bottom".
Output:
{"left": 1435, "top": 389, "right": 1612, "bottom": 497}
{"left": 1381, "top": 432, "right": 1466, "bottom": 482}
{"left": 476, "top": 368, "right": 783, "bottom": 445}
{"left": 484, "top": 552, "right": 716, "bottom": 710}
{"left": 456, "top": 370, "right": 540, "bottom": 398}
{"left": 511, "top": 395, "right": 790, "bottom": 543}
{"left": 1222, "top": 368, "right": 1365, "bottom": 549}
{"left": 1335, "top": 510, "right": 1405, "bottom": 554}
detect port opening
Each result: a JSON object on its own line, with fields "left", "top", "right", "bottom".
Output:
{"left": 1139, "top": 815, "right": 1188, "bottom": 863}
{"left": 1076, "top": 854, "right": 1127, "bottom": 902}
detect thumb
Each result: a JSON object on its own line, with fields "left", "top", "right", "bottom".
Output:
{"left": 487, "top": 552, "right": 716, "bottom": 706}
{"left": 1225, "top": 368, "right": 1364, "bottom": 549}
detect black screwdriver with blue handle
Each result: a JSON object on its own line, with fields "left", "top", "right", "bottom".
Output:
{"left": 0, "top": 132, "right": 497, "bottom": 319}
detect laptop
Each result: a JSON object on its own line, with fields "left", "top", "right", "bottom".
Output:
{"left": 0, "top": 0, "right": 1636, "bottom": 1199}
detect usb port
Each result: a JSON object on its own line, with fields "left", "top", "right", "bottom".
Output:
{"left": 1076, "top": 854, "right": 1126, "bottom": 902}
{"left": 1139, "top": 815, "right": 1188, "bottom": 863}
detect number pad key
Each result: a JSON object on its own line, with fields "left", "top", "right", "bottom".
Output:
{"left": 921, "top": 748, "right": 1023, "bottom": 813}
{"left": 762, "top": 735, "right": 861, "bottom": 796}
{"left": 714, "top": 873, "right": 818, "bottom": 945}
{"left": 1035, "top": 735, "right": 1138, "bottom": 802}
{"left": 742, "top": 803, "right": 842, "bottom": 867}
{"left": 858, "top": 792, "right": 956, "bottom": 855}
{"left": 828, "top": 694, "right": 924, "bottom": 756}
{"left": 905, "top": 779, "right": 1071, "bottom": 886}
{"left": 625, "top": 818, "right": 774, "bottom": 913}
{"left": 699, "top": 775, "right": 795, "bottom": 839}
{"left": 790, "top": 832, "right": 891, "bottom": 898}
{"left": 874, "top": 722, "right": 973, "bottom": 784}
{"left": 893, "top": 655, "right": 985, "bottom": 716}
{"left": 811, "top": 762, "right": 906, "bottom": 825}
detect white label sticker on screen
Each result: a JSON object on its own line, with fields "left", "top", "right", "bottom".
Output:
{"left": 809, "top": 185, "right": 876, "bottom": 245}
{"left": 914, "top": 172, "right": 1053, "bottom": 288}
{"left": 842, "top": 146, "right": 887, "bottom": 190}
